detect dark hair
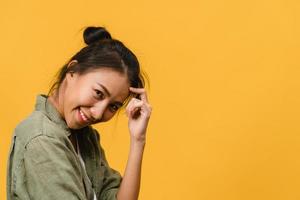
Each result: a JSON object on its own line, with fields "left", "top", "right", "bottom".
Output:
{"left": 47, "top": 26, "right": 147, "bottom": 105}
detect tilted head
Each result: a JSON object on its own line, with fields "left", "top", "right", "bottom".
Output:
{"left": 48, "top": 26, "right": 145, "bottom": 129}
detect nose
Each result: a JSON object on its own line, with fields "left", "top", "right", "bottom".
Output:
{"left": 90, "top": 101, "right": 108, "bottom": 122}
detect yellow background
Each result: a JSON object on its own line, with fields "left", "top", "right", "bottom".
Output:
{"left": 1, "top": 0, "right": 300, "bottom": 199}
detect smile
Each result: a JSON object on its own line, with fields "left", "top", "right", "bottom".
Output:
{"left": 79, "top": 108, "right": 90, "bottom": 123}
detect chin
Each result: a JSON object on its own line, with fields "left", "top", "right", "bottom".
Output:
{"left": 66, "top": 120, "right": 81, "bottom": 130}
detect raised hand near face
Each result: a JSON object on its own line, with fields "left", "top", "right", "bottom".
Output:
{"left": 126, "top": 87, "right": 152, "bottom": 143}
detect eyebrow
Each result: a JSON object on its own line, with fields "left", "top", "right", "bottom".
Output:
{"left": 97, "top": 83, "right": 124, "bottom": 106}
{"left": 97, "top": 83, "right": 111, "bottom": 97}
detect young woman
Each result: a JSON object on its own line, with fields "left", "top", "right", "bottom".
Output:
{"left": 7, "top": 26, "right": 152, "bottom": 200}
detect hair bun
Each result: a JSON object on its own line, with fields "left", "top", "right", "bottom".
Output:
{"left": 83, "top": 26, "right": 112, "bottom": 45}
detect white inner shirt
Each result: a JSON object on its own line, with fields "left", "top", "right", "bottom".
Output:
{"left": 76, "top": 135, "right": 97, "bottom": 200}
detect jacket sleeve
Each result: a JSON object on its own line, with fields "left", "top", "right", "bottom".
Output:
{"left": 93, "top": 129, "right": 122, "bottom": 200}
{"left": 24, "top": 135, "right": 87, "bottom": 200}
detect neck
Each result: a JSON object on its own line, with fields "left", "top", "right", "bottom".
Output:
{"left": 48, "top": 88, "right": 65, "bottom": 119}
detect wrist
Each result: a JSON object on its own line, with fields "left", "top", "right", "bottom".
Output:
{"left": 130, "top": 133, "right": 146, "bottom": 143}
{"left": 130, "top": 137, "right": 146, "bottom": 148}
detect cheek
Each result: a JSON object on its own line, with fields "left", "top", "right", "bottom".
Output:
{"left": 71, "top": 88, "right": 95, "bottom": 108}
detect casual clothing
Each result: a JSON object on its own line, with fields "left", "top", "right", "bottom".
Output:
{"left": 76, "top": 133, "right": 97, "bottom": 200}
{"left": 7, "top": 94, "right": 122, "bottom": 200}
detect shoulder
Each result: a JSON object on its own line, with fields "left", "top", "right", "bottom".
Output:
{"left": 14, "top": 111, "right": 45, "bottom": 143}
{"left": 24, "top": 134, "right": 77, "bottom": 165}
{"left": 13, "top": 110, "right": 70, "bottom": 149}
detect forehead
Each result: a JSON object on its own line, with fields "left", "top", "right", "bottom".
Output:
{"left": 80, "top": 67, "right": 130, "bottom": 98}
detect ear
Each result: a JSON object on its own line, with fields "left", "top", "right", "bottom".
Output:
{"left": 66, "top": 61, "right": 78, "bottom": 80}
{"left": 66, "top": 71, "right": 74, "bottom": 81}
{"left": 67, "top": 60, "right": 78, "bottom": 77}
{"left": 67, "top": 60, "right": 78, "bottom": 68}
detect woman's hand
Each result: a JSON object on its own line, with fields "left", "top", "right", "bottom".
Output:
{"left": 125, "top": 87, "right": 152, "bottom": 143}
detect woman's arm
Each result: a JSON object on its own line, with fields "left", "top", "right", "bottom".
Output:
{"left": 117, "top": 140, "right": 145, "bottom": 200}
{"left": 24, "top": 135, "right": 87, "bottom": 200}
{"left": 117, "top": 87, "right": 152, "bottom": 200}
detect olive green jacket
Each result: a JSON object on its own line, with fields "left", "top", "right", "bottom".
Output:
{"left": 7, "top": 95, "right": 122, "bottom": 200}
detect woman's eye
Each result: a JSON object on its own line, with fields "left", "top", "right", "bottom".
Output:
{"left": 95, "top": 90, "right": 104, "bottom": 99}
{"left": 109, "top": 104, "right": 119, "bottom": 112}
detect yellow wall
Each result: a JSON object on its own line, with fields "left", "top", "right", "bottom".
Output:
{"left": 1, "top": 0, "right": 300, "bottom": 199}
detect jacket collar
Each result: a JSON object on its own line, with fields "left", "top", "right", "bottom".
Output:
{"left": 34, "top": 94, "right": 71, "bottom": 135}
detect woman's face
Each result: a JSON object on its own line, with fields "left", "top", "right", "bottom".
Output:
{"left": 61, "top": 67, "right": 130, "bottom": 129}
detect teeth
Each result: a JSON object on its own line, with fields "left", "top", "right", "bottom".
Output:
{"left": 79, "top": 109, "right": 88, "bottom": 122}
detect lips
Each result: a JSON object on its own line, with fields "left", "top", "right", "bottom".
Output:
{"left": 78, "top": 108, "right": 91, "bottom": 124}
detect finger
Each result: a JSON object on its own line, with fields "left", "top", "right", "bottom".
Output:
{"left": 129, "top": 87, "right": 149, "bottom": 102}
{"left": 130, "top": 100, "right": 152, "bottom": 119}
{"left": 126, "top": 98, "right": 141, "bottom": 117}
{"left": 139, "top": 103, "right": 152, "bottom": 119}
{"left": 129, "top": 100, "right": 144, "bottom": 118}
{"left": 129, "top": 87, "right": 145, "bottom": 93}
{"left": 125, "top": 98, "right": 136, "bottom": 116}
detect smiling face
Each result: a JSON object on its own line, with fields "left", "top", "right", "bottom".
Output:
{"left": 55, "top": 67, "right": 130, "bottom": 129}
